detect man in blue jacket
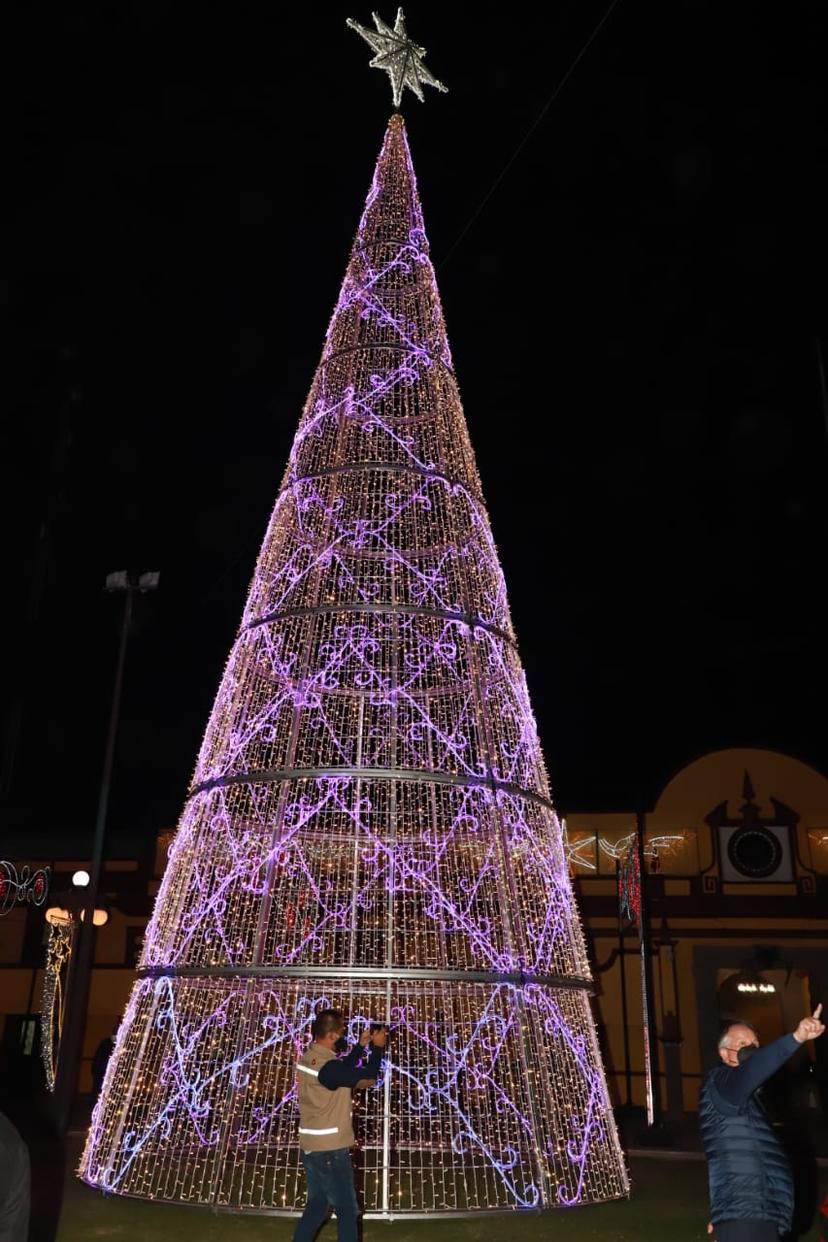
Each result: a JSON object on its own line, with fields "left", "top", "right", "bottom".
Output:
{"left": 700, "top": 1003, "right": 824, "bottom": 1242}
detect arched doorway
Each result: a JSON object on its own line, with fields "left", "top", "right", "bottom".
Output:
{"left": 717, "top": 969, "right": 787, "bottom": 1044}
{"left": 716, "top": 967, "right": 818, "bottom": 1120}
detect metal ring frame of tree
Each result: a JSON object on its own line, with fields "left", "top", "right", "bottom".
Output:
{"left": 80, "top": 115, "right": 629, "bottom": 1217}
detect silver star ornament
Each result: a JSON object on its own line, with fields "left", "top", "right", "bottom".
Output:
{"left": 347, "top": 8, "right": 448, "bottom": 107}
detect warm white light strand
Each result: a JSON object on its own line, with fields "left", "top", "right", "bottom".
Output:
{"left": 41, "top": 917, "right": 74, "bottom": 1091}
{"left": 80, "top": 115, "right": 627, "bottom": 1216}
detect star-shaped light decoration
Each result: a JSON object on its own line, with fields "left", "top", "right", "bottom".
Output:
{"left": 347, "top": 8, "right": 448, "bottom": 107}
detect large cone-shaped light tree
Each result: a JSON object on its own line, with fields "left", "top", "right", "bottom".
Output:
{"left": 81, "top": 114, "right": 629, "bottom": 1215}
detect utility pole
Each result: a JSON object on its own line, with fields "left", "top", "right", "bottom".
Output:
{"left": 817, "top": 338, "right": 828, "bottom": 447}
{"left": 614, "top": 871, "right": 633, "bottom": 1107}
{"left": 51, "top": 571, "right": 159, "bottom": 1134}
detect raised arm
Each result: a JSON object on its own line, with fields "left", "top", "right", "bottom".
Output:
{"left": 715, "top": 1034, "right": 799, "bottom": 1106}
{"left": 318, "top": 1043, "right": 383, "bottom": 1091}
{"left": 716, "top": 1005, "right": 824, "bottom": 1107}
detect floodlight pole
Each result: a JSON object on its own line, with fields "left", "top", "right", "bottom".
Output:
{"left": 52, "top": 571, "right": 158, "bottom": 1134}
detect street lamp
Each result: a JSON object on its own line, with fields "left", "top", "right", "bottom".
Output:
{"left": 79, "top": 906, "right": 109, "bottom": 926}
{"left": 51, "top": 570, "right": 159, "bottom": 1133}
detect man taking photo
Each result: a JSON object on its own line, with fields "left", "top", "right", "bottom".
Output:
{"left": 700, "top": 1002, "right": 824, "bottom": 1242}
{"left": 293, "top": 1009, "right": 387, "bottom": 1242}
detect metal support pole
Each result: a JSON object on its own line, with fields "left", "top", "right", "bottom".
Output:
{"left": 636, "top": 810, "right": 659, "bottom": 1125}
{"left": 51, "top": 586, "right": 133, "bottom": 1134}
{"left": 615, "top": 890, "right": 632, "bottom": 1107}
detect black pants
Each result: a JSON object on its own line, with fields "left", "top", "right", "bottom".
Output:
{"left": 715, "top": 1221, "right": 778, "bottom": 1242}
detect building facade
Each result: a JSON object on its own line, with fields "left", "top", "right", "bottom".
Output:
{"left": 0, "top": 830, "right": 169, "bottom": 1098}
{"left": 2, "top": 746, "right": 826, "bottom": 1123}
{"left": 567, "top": 747, "right": 828, "bottom": 1123}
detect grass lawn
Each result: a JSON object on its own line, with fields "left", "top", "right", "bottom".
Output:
{"left": 56, "top": 1145, "right": 828, "bottom": 1242}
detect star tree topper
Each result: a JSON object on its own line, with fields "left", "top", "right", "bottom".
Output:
{"left": 347, "top": 8, "right": 448, "bottom": 107}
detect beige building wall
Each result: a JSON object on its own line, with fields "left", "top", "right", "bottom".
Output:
{"left": 2, "top": 753, "right": 826, "bottom": 1107}
{"left": 568, "top": 748, "right": 828, "bottom": 1116}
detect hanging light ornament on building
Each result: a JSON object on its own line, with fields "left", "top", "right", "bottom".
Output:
{"left": 80, "top": 13, "right": 628, "bottom": 1217}
{"left": 0, "top": 861, "right": 50, "bottom": 917}
{"left": 563, "top": 825, "right": 688, "bottom": 872}
{"left": 42, "top": 911, "right": 75, "bottom": 1092}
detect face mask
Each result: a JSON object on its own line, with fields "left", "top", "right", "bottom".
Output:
{"left": 334, "top": 1036, "right": 348, "bottom": 1056}
{"left": 737, "top": 1044, "right": 758, "bottom": 1065}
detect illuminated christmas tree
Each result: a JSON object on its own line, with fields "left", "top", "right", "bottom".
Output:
{"left": 80, "top": 112, "right": 628, "bottom": 1215}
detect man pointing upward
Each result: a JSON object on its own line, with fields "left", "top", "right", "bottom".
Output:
{"left": 700, "top": 1003, "right": 825, "bottom": 1242}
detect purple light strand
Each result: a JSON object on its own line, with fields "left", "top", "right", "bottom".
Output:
{"left": 80, "top": 114, "right": 627, "bottom": 1215}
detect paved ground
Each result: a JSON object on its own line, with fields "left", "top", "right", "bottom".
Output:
{"left": 53, "top": 1143, "right": 828, "bottom": 1242}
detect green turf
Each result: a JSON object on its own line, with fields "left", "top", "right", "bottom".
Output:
{"left": 57, "top": 1145, "right": 828, "bottom": 1242}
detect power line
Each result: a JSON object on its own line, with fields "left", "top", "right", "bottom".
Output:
{"left": 437, "top": 0, "right": 624, "bottom": 272}
{"left": 200, "top": 4, "right": 625, "bottom": 610}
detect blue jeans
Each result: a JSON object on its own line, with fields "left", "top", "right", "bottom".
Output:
{"left": 292, "top": 1147, "right": 359, "bottom": 1242}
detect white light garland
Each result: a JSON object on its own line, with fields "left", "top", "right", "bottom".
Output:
{"left": 80, "top": 115, "right": 628, "bottom": 1217}
{"left": 563, "top": 823, "right": 687, "bottom": 872}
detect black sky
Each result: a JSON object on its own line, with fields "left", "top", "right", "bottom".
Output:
{"left": 5, "top": 0, "right": 828, "bottom": 848}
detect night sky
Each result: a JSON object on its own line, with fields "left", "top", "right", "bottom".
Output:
{"left": 6, "top": 1, "right": 828, "bottom": 849}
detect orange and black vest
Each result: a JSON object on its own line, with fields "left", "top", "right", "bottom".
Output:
{"left": 296, "top": 1043, "right": 355, "bottom": 1152}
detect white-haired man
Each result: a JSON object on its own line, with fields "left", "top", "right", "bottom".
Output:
{"left": 700, "top": 1003, "right": 824, "bottom": 1242}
